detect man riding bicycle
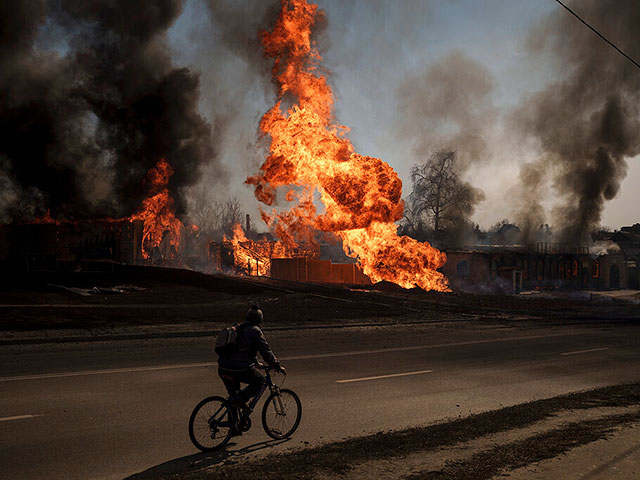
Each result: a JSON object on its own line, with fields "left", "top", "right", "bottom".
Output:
{"left": 188, "top": 307, "right": 299, "bottom": 450}
{"left": 217, "top": 305, "right": 285, "bottom": 415}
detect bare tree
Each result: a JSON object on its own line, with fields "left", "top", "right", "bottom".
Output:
{"left": 489, "top": 218, "right": 511, "bottom": 233}
{"left": 190, "top": 186, "right": 216, "bottom": 233}
{"left": 408, "top": 150, "right": 484, "bottom": 233}
{"left": 220, "top": 197, "right": 244, "bottom": 235}
{"left": 5, "top": 199, "right": 35, "bottom": 224}
{"left": 400, "top": 200, "right": 421, "bottom": 237}
{"left": 189, "top": 187, "right": 246, "bottom": 239}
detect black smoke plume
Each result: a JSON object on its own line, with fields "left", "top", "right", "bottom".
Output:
{"left": 513, "top": 0, "right": 640, "bottom": 243}
{"left": 0, "top": 0, "right": 217, "bottom": 222}
{"left": 397, "top": 50, "right": 496, "bottom": 173}
{"left": 206, "top": 0, "right": 279, "bottom": 76}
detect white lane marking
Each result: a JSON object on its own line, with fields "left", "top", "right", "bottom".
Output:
{"left": 0, "top": 414, "right": 42, "bottom": 422}
{"left": 283, "top": 332, "right": 583, "bottom": 360}
{"left": 0, "top": 332, "right": 583, "bottom": 383}
{"left": 560, "top": 347, "right": 609, "bottom": 356}
{"left": 337, "top": 370, "right": 433, "bottom": 384}
{"left": 0, "top": 363, "right": 213, "bottom": 382}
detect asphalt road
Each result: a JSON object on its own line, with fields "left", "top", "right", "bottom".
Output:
{"left": 1, "top": 321, "right": 639, "bottom": 480}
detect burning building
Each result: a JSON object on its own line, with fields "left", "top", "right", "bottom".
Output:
{"left": 0, "top": 1, "right": 217, "bottom": 271}
{"left": 207, "top": 223, "right": 371, "bottom": 285}
{"left": 0, "top": 159, "right": 206, "bottom": 272}
{"left": 0, "top": 219, "right": 143, "bottom": 272}
{"left": 208, "top": 224, "right": 318, "bottom": 277}
{"left": 0, "top": 218, "right": 207, "bottom": 272}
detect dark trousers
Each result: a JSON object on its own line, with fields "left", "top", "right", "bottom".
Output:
{"left": 218, "top": 366, "right": 266, "bottom": 403}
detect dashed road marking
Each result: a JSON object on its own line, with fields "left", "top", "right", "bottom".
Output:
{"left": 560, "top": 347, "right": 609, "bottom": 356}
{"left": 0, "top": 332, "right": 586, "bottom": 383}
{"left": 0, "top": 414, "right": 42, "bottom": 422}
{"left": 337, "top": 369, "right": 433, "bottom": 383}
{"left": 0, "top": 363, "right": 213, "bottom": 382}
{"left": 284, "top": 332, "right": 584, "bottom": 360}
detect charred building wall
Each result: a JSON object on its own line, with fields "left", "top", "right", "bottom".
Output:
{"left": 0, "top": 220, "right": 144, "bottom": 271}
{"left": 443, "top": 244, "right": 595, "bottom": 293}
{"left": 270, "top": 258, "right": 371, "bottom": 285}
{"left": 594, "top": 253, "right": 627, "bottom": 290}
{"left": 444, "top": 241, "right": 640, "bottom": 293}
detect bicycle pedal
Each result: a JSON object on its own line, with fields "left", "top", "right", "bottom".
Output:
{"left": 239, "top": 416, "right": 252, "bottom": 432}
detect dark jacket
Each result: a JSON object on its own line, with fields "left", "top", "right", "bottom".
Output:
{"left": 217, "top": 322, "right": 278, "bottom": 371}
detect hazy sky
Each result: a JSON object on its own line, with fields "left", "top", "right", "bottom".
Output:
{"left": 168, "top": 0, "right": 639, "bottom": 230}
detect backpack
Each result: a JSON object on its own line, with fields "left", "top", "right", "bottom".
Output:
{"left": 215, "top": 323, "right": 246, "bottom": 357}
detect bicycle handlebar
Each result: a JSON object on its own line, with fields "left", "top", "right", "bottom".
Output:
{"left": 256, "top": 363, "right": 286, "bottom": 374}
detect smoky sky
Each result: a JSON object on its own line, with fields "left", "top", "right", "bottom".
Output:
{"left": 397, "top": 50, "right": 496, "bottom": 172}
{"left": 3, "top": 0, "right": 639, "bottom": 237}
{"left": 0, "top": 0, "right": 218, "bottom": 222}
{"left": 206, "top": 0, "right": 279, "bottom": 74}
{"left": 395, "top": 50, "right": 495, "bottom": 224}
{"left": 512, "top": 0, "right": 640, "bottom": 243}
{"left": 167, "top": 0, "right": 280, "bottom": 224}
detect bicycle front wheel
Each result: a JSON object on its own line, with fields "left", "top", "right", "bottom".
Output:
{"left": 189, "top": 396, "right": 235, "bottom": 451}
{"left": 261, "top": 388, "right": 302, "bottom": 439}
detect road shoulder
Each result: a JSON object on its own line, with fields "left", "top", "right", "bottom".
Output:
{"left": 506, "top": 421, "right": 640, "bottom": 480}
{"left": 169, "top": 383, "right": 640, "bottom": 480}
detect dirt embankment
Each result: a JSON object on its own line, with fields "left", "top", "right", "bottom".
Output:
{"left": 1, "top": 266, "right": 639, "bottom": 336}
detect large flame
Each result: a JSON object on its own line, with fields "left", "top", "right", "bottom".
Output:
{"left": 230, "top": 223, "right": 249, "bottom": 243}
{"left": 130, "top": 159, "right": 182, "bottom": 259}
{"left": 247, "top": 0, "right": 449, "bottom": 291}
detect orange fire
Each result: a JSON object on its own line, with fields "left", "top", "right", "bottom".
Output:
{"left": 229, "top": 223, "right": 248, "bottom": 243}
{"left": 223, "top": 223, "right": 319, "bottom": 276}
{"left": 130, "top": 159, "right": 182, "bottom": 259}
{"left": 27, "top": 160, "right": 188, "bottom": 263}
{"left": 33, "top": 209, "right": 57, "bottom": 224}
{"left": 246, "top": 0, "right": 449, "bottom": 291}
{"left": 224, "top": 223, "right": 269, "bottom": 276}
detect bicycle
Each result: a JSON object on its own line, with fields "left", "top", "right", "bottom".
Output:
{"left": 188, "top": 364, "right": 302, "bottom": 451}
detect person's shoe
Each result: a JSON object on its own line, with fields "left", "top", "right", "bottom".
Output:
{"left": 229, "top": 426, "right": 243, "bottom": 437}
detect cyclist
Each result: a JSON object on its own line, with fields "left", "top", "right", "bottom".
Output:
{"left": 217, "top": 305, "right": 285, "bottom": 416}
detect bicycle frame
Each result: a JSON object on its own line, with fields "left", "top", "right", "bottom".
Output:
{"left": 247, "top": 369, "right": 282, "bottom": 412}
{"left": 203, "top": 375, "right": 274, "bottom": 431}
{"left": 189, "top": 366, "right": 299, "bottom": 450}
{"left": 214, "top": 368, "right": 283, "bottom": 425}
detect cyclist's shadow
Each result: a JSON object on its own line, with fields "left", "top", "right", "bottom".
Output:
{"left": 124, "top": 438, "right": 291, "bottom": 480}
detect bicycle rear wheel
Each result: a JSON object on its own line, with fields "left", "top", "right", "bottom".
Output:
{"left": 189, "top": 396, "right": 235, "bottom": 451}
{"left": 261, "top": 388, "right": 302, "bottom": 440}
